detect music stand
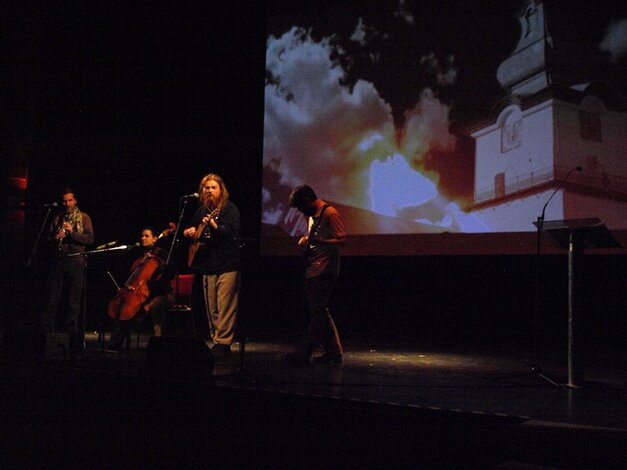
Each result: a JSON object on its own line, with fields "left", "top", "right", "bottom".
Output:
{"left": 64, "top": 244, "right": 134, "bottom": 355}
{"left": 535, "top": 218, "right": 621, "bottom": 388}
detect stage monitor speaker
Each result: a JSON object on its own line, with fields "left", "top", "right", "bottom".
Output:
{"left": 145, "top": 337, "right": 214, "bottom": 377}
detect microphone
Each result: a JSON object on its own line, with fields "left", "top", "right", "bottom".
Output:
{"left": 181, "top": 192, "right": 199, "bottom": 199}
{"left": 539, "top": 166, "right": 583, "bottom": 224}
{"left": 43, "top": 202, "right": 59, "bottom": 207}
{"left": 121, "top": 242, "right": 141, "bottom": 250}
{"left": 100, "top": 242, "right": 140, "bottom": 251}
{"left": 96, "top": 240, "right": 118, "bottom": 250}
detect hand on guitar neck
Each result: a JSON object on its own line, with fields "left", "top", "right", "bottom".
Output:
{"left": 297, "top": 235, "right": 309, "bottom": 250}
{"left": 184, "top": 208, "right": 219, "bottom": 267}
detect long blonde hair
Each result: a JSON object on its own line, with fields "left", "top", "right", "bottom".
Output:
{"left": 198, "top": 173, "right": 230, "bottom": 210}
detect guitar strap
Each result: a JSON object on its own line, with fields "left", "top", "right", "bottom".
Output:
{"left": 307, "top": 205, "right": 329, "bottom": 249}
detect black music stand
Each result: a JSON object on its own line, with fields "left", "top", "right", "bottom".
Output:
{"left": 65, "top": 244, "right": 134, "bottom": 355}
{"left": 535, "top": 218, "right": 621, "bottom": 388}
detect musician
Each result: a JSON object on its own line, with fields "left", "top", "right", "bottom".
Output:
{"left": 41, "top": 188, "right": 94, "bottom": 336}
{"left": 183, "top": 173, "right": 241, "bottom": 359}
{"left": 134, "top": 227, "right": 174, "bottom": 337}
{"left": 109, "top": 227, "right": 174, "bottom": 350}
{"left": 285, "top": 184, "right": 345, "bottom": 365}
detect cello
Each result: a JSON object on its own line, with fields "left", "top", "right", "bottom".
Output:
{"left": 107, "top": 223, "right": 176, "bottom": 322}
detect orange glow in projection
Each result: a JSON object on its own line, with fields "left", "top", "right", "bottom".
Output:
{"left": 263, "top": 28, "right": 486, "bottom": 236}
{"left": 262, "top": 5, "right": 627, "bottom": 254}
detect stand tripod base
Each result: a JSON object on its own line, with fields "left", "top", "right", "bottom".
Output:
{"left": 530, "top": 365, "right": 561, "bottom": 387}
{"left": 492, "top": 363, "right": 561, "bottom": 388}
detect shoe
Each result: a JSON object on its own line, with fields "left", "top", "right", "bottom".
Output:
{"left": 284, "top": 352, "right": 311, "bottom": 366}
{"left": 312, "top": 352, "right": 343, "bottom": 364}
{"left": 211, "top": 344, "right": 232, "bottom": 359}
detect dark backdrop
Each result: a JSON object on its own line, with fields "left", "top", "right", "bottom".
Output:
{"left": 3, "top": 2, "right": 625, "bottom": 347}
{"left": 10, "top": 2, "right": 265, "bottom": 244}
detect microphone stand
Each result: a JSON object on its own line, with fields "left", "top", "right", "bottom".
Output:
{"left": 234, "top": 238, "right": 258, "bottom": 383}
{"left": 63, "top": 245, "right": 136, "bottom": 258}
{"left": 27, "top": 206, "right": 57, "bottom": 269}
{"left": 166, "top": 198, "right": 193, "bottom": 267}
{"left": 495, "top": 167, "right": 581, "bottom": 387}
{"left": 165, "top": 197, "right": 197, "bottom": 338}
{"left": 529, "top": 211, "right": 561, "bottom": 386}
{"left": 26, "top": 207, "right": 57, "bottom": 341}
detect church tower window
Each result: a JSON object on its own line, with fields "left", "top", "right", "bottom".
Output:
{"left": 578, "top": 111, "right": 602, "bottom": 142}
{"left": 495, "top": 172, "right": 505, "bottom": 198}
{"left": 500, "top": 109, "right": 522, "bottom": 153}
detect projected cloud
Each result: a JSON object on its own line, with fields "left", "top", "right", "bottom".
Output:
{"left": 599, "top": 17, "right": 627, "bottom": 63}
{"left": 263, "top": 26, "right": 481, "bottom": 233}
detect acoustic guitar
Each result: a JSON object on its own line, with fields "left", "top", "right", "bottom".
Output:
{"left": 187, "top": 208, "right": 219, "bottom": 267}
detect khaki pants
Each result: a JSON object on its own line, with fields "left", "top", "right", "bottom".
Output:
{"left": 203, "top": 271, "right": 240, "bottom": 345}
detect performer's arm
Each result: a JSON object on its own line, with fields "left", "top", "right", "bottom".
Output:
{"left": 183, "top": 207, "right": 208, "bottom": 238}
{"left": 65, "top": 213, "right": 95, "bottom": 246}
{"left": 213, "top": 204, "right": 241, "bottom": 242}
{"left": 313, "top": 208, "right": 346, "bottom": 247}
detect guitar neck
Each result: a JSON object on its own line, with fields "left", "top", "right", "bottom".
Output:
{"left": 193, "top": 221, "right": 207, "bottom": 242}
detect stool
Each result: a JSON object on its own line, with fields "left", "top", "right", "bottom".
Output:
{"left": 166, "top": 274, "right": 196, "bottom": 337}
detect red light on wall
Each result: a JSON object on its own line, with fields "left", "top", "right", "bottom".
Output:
{"left": 9, "top": 176, "right": 28, "bottom": 191}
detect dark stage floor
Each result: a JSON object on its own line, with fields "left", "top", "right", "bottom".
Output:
{"left": 1, "top": 332, "right": 626, "bottom": 468}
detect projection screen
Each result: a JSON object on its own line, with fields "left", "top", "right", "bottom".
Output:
{"left": 260, "top": 1, "right": 627, "bottom": 255}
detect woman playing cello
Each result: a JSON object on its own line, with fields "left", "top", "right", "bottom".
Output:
{"left": 108, "top": 226, "right": 175, "bottom": 350}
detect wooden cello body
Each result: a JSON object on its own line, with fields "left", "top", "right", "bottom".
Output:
{"left": 107, "top": 254, "right": 160, "bottom": 321}
{"left": 107, "top": 223, "right": 175, "bottom": 322}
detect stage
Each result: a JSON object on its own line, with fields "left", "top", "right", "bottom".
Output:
{"left": 1, "top": 332, "right": 626, "bottom": 468}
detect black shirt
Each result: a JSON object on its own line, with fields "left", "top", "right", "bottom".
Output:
{"left": 189, "top": 201, "right": 241, "bottom": 275}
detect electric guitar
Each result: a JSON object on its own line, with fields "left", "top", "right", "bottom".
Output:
{"left": 305, "top": 205, "right": 328, "bottom": 254}
{"left": 187, "top": 208, "right": 219, "bottom": 267}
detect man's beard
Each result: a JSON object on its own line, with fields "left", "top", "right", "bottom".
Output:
{"left": 202, "top": 194, "right": 216, "bottom": 207}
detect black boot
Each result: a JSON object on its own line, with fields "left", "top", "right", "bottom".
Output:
{"left": 211, "top": 343, "right": 232, "bottom": 359}
{"left": 312, "top": 352, "right": 343, "bottom": 364}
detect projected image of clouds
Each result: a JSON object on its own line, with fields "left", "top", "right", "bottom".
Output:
{"left": 262, "top": 1, "right": 627, "bottom": 243}
{"left": 263, "top": 24, "right": 483, "bottom": 235}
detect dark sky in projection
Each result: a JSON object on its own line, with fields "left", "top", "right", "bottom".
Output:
{"left": 6, "top": 1, "right": 626, "bottom": 247}
{"left": 262, "top": 0, "right": 627, "bottom": 236}
{"left": 267, "top": 0, "right": 627, "bottom": 125}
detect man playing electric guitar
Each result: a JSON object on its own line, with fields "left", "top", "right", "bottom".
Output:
{"left": 285, "top": 184, "right": 346, "bottom": 366}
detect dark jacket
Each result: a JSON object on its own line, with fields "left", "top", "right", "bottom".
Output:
{"left": 189, "top": 201, "right": 241, "bottom": 274}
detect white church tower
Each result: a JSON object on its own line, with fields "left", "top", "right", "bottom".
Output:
{"left": 468, "top": 0, "right": 627, "bottom": 232}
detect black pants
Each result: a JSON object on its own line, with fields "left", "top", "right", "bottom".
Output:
{"left": 41, "top": 258, "right": 84, "bottom": 333}
{"left": 298, "top": 273, "right": 343, "bottom": 357}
